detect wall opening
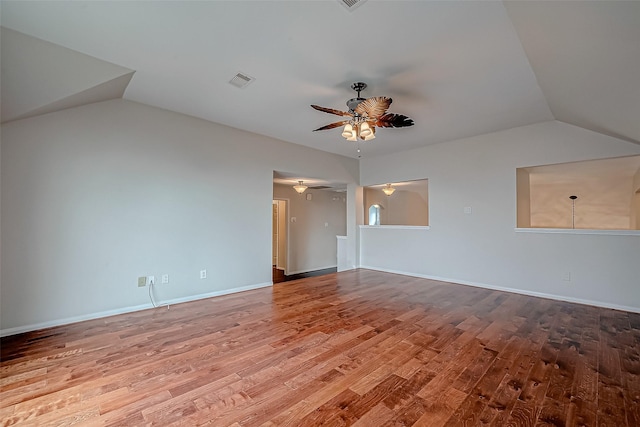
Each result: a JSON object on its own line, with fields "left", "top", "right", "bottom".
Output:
{"left": 363, "top": 179, "right": 429, "bottom": 226}
{"left": 273, "top": 172, "right": 347, "bottom": 276}
{"left": 516, "top": 155, "right": 640, "bottom": 230}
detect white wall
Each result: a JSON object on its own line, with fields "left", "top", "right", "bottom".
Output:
{"left": 0, "top": 99, "right": 358, "bottom": 334}
{"left": 272, "top": 183, "right": 346, "bottom": 274}
{"left": 360, "top": 121, "right": 640, "bottom": 312}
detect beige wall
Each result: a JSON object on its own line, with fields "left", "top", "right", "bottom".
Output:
{"left": 632, "top": 167, "right": 640, "bottom": 229}
{"left": 516, "top": 168, "right": 531, "bottom": 227}
{"left": 529, "top": 175, "right": 634, "bottom": 230}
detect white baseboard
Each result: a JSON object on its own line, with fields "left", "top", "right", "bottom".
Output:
{"left": 0, "top": 281, "right": 273, "bottom": 337}
{"left": 358, "top": 265, "right": 640, "bottom": 314}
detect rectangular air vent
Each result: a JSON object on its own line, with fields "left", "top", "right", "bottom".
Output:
{"left": 229, "top": 72, "right": 255, "bottom": 89}
{"left": 338, "top": 0, "right": 367, "bottom": 12}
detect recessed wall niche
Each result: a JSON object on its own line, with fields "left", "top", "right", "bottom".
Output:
{"left": 363, "top": 179, "right": 429, "bottom": 226}
{"left": 517, "top": 155, "right": 640, "bottom": 230}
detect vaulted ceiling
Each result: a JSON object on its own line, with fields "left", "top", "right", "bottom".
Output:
{"left": 1, "top": 1, "right": 639, "bottom": 159}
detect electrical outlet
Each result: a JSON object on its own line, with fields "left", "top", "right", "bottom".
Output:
{"left": 147, "top": 276, "right": 155, "bottom": 286}
{"left": 138, "top": 277, "right": 146, "bottom": 287}
{"left": 562, "top": 272, "right": 571, "bottom": 282}
{"left": 200, "top": 269, "right": 207, "bottom": 279}
{"left": 162, "top": 274, "right": 169, "bottom": 284}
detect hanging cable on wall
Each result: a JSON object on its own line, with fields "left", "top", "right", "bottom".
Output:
{"left": 148, "top": 278, "right": 170, "bottom": 310}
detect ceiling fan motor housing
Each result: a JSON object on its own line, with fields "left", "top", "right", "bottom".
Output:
{"left": 346, "top": 97, "right": 366, "bottom": 111}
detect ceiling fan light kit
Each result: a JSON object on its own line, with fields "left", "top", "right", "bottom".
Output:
{"left": 311, "top": 82, "right": 414, "bottom": 143}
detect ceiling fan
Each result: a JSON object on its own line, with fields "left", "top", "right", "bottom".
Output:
{"left": 311, "top": 82, "right": 414, "bottom": 141}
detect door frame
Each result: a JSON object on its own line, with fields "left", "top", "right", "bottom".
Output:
{"left": 272, "top": 198, "right": 290, "bottom": 275}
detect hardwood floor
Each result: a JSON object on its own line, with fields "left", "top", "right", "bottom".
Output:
{"left": 1, "top": 269, "right": 639, "bottom": 426}
{"left": 272, "top": 266, "right": 337, "bottom": 284}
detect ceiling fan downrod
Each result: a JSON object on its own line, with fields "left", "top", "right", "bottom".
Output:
{"left": 351, "top": 82, "right": 367, "bottom": 96}
{"left": 347, "top": 82, "right": 367, "bottom": 111}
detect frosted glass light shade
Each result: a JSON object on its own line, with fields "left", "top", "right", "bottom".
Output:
{"left": 359, "top": 122, "right": 372, "bottom": 137}
{"left": 382, "top": 184, "right": 395, "bottom": 196}
{"left": 363, "top": 127, "right": 376, "bottom": 141}
{"left": 293, "top": 180, "right": 308, "bottom": 194}
{"left": 342, "top": 124, "right": 354, "bottom": 139}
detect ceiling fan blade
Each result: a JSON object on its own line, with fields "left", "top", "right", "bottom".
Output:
{"left": 310, "top": 105, "right": 352, "bottom": 117}
{"left": 375, "top": 113, "right": 415, "bottom": 128}
{"left": 313, "top": 120, "right": 350, "bottom": 131}
{"left": 354, "top": 97, "right": 392, "bottom": 119}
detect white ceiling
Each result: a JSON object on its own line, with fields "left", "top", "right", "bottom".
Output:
{"left": 1, "top": 1, "right": 639, "bottom": 160}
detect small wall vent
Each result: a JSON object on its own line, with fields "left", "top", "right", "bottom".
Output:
{"left": 229, "top": 72, "right": 255, "bottom": 89}
{"left": 338, "top": 0, "right": 367, "bottom": 12}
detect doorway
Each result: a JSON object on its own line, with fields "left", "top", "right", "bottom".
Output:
{"left": 272, "top": 178, "right": 347, "bottom": 283}
{"left": 272, "top": 199, "right": 288, "bottom": 281}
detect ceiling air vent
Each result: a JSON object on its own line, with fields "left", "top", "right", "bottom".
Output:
{"left": 229, "top": 72, "right": 255, "bottom": 89}
{"left": 337, "top": 0, "right": 367, "bottom": 12}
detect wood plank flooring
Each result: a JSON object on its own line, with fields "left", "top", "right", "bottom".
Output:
{"left": 1, "top": 269, "right": 639, "bottom": 426}
{"left": 272, "top": 266, "right": 337, "bottom": 284}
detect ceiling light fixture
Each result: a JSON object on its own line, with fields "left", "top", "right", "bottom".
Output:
{"left": 293, "top": 180, "right": 308, "bottom": 194}
{"left": 382, "top": 183, "right": 396, "bottom": 196}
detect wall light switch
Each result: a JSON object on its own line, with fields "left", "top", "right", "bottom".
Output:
{"left": 464, "top": 206, "right": 472, "bottom": 214}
